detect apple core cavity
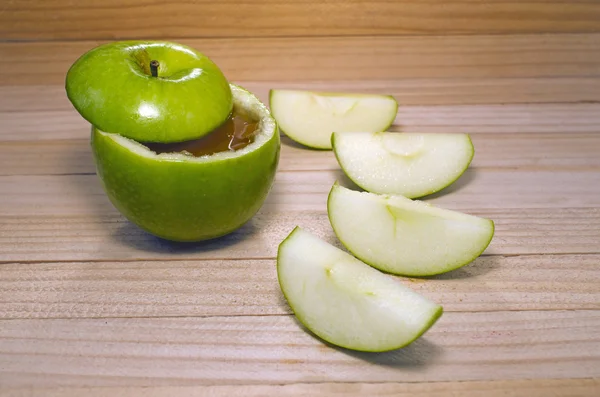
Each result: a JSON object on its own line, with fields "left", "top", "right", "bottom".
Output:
{"left": 142, "top": 112, "right": 259, "bottom": 157}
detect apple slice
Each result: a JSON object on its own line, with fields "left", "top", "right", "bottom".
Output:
{"left": 277, "top": 227, "right": 443, "bottom": 352}
{"left": 333, "top": 131, "right": 474, "bottom": 198}
{"left": 269, "top": 90, "right": 397, "bottom": 149}
{"left": 328, "top": 184, "right": 494, "bottom": 277}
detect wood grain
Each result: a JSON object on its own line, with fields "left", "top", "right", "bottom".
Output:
{"left": 3, "top": 34, "right": 600, "bottom": 85}
{"left": 3, "top": 1, "right": 600, "bottom": 41}
{"left": 3, "top": 103, "right": 600, "bottom": 142}
{"left": 1, "top": 164, "right": 599, "bottom": 263}
{"left": 2, "top": 169, "right": 599, "bottom": 216}
{"left": 1, "top": 207, "right": 599, "bottom": 263}
{"left": 1, "top": 254, "right": 599, "bottom": 320}
{"left": 4, "top": 77, "right": 600, "bottom": 116}
{"left": 3, "top": 379, "right": 599, "bottom": 397}
{"left": 0, "top": 311, "right": 598, "bottom": 387}
{"left": 3, "top": 133, "right": 600, "bottom": 176}
{"left": 1, "top": 8, "right": 599, "bottom": 390}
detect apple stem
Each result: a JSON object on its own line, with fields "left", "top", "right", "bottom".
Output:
{"left": 150, "top": 60, "right": 159, "bottom": 77}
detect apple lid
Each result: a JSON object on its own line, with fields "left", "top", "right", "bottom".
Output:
{"left": 66, "top": 41, "right": 233, "bottom": 143}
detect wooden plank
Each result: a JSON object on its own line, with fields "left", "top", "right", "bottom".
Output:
{"left": 2, "top": 170, "right": 599, "bottom": 216}
{"left": 0, "top": 0, "right": 600, "bottom": 40}
{"left": 0, "top": 311, "right": 598, "bottom": 387}
{"left": 3, "top": 103, "right": 600, "bottom": 142}
{"left": 3, "top": 78, "right": 600, "bottom": 114}
{"left": 1, "top": 254, "right": 598, "bottom": 320}
{"left": 2, "top": 378, "right": 599, "bottom": 397}
{"left": 0, "top": 169, "right": 599, "bottom": 262}
{"left": 2, "top": 133, "right": 600, "bottom": 176}
{"left": 2, "top": 34, "right": 600, "bottom": 86}
{"left": 0, "top": 140, "right": 94, "bottom": 176}
{"left": 1, "top": 206, "right": 599, "bottom": 262}
{"left": 3, "top": 1, "right": 600, "bottom": 41}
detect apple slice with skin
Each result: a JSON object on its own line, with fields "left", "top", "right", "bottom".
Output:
{"left": 277, "top": 226, "right": 443, "bottom": 352}
{"left": 333, "top": 131, "right": 474, "bottom": 198}
{"left": 328, "top": 184, "right": 494, "bottom": 277}
{"left": 269, "top": 90, "right": 398, "bottom": 149}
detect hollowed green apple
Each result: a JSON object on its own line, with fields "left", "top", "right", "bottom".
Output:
{"left": 91, "top": 85, "right": 280, "bottom": 242}
{"left": 277, "top": 227, "right": 443, "bottom": 352}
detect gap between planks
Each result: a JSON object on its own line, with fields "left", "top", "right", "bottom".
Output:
{"left": 2, "top": 250, "right": 599, "bottom": 264}
{"left": 1, "top": 378, "right": 599, "bottom": 397}
{"left": 0, "top": 308, "right": 598, "bottom": 322}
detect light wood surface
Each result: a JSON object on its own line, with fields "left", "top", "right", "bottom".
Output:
{"left": 1, "top": 311, "right": 599, "bottom": 387}
{"left": 3, "top": 1, "right": 600, "bottom": 41}
{"left": 3, "top": 34, "right": 600, "bottom": 85}
{"left": 3, "top": 379, "right": 600, "bottom": 397}
{"left": 1, "top": 254, "right": 599, "bottom": 319}
{"left": 4, "top": 102, "right": 600, "bottom": 141}
{"left": 1, "top": 3, "right": 599, "bottom": 396}
{"left": 3, "top": 133, "right": 600, "bottom": 176}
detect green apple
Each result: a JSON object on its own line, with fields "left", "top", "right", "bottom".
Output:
{"left": 333, "top": 131, "right": 474, "bottom": 198}
{"left": 277, "top": 226, "right": 443, "bottom": 352}
{"left": 66, "top": 41, "right": 232, "bottom": 142}
{"left": 328, "top": 184, "right": 494, "bottom": 277}
{"left": 269, "top": 89, "right": 397, "bottom": 149}
{"left": 92, "top": 84, "right": 280, "bottom": 242}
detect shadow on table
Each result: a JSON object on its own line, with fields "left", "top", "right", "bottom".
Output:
{"left": 289, "top": 315, "right": 442, "bottom": 369}
{"left": 337, "top": 337, "right": 442, "bottom": 368}
{"left": 425, "top": 254, "right": 501, "bottom": 280}
{"left": 62, "top": 136, "right": 274, "bottom": 256}
{"left": 332, "top": 168, "right": 362, "bottom": 190}
{"left": 420, "top": 168, "right": 478, "bottom": 200}
{"left": 280, "top": 135, "right": 320, "bottom": 150}
{"left": 109, "top": 216, "right": 259, "bottom": 255}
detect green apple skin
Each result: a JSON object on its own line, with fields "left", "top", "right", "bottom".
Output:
{"left": 332, "top": 132, "right": 475, "bottom": 199}
{"left": 91, "top": 85, "right": 280, "bottom": 242}
{"left": 327, "top": 183, "right": 495, "bottom": 277}
{"left": 66, "top": 41, "right": 233, "bottom": 143}
{"left": 277, "top": 226, "right": 443, "bottom": 352}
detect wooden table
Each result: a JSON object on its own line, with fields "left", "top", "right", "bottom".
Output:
{"left": 1, "top": 1, "right": 599, "bottom": 395}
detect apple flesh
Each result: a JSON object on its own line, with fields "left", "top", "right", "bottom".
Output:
{"left": 66, "top": 41, "right": 233, "bottom": 143}
{"left": 333, "top": 132, "right": 474, "bottom": 198}
{"left": 328, "top": 184, "right": 495, "bottom": 277}
{"left": 269, "top": 89, "right": 397, "bottom": 149}
{"left": 277, "top": 227, "right": 443, "bottom": 352}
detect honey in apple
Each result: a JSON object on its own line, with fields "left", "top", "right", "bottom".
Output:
{"left": 143, "top": 113, "right": 258, "bottom": 157}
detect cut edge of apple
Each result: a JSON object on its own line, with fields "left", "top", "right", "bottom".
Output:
{"left": 327, "top": 183, "right": 495, "bottom": 277}
{"left": 417, "top": 133, "right": 475, "bottom": 199}
{"left": 277, "top": 226, "right": 444, "bottom": 352}
{"left": 331, "top": 131, "right": 475, "bottom": 199}
{"left": 269, "top": 89, "right": 398, "bottom": 150}
{"left": 100, "top": 84, "right": 278, "bottom": 163}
